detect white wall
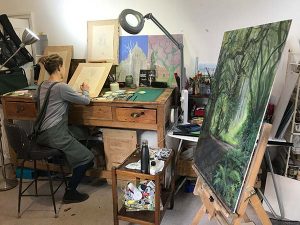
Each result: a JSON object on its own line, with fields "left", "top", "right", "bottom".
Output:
{"left": 1, "top": 0, "right": 300, "bottom": 98}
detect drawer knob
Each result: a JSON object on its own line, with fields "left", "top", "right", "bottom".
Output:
{"left": 16, "top": 105, "right": 25, "bottom": 113}
{"left": 130, "top": 112, "right": 145, "bottom": 118}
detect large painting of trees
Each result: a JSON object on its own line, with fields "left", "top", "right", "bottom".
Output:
{"left": 194, "top": 20, "right": 291, "bottom": 212}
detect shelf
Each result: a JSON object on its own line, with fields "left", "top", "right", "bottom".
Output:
{"left": 112, "top": 150, "right": 175, "bottom": 225}
{"left": 284, "top": 51, "right": 300, "bottom": 177}
{"left": 189, "top": 94, "right": 210, "bottom": 99}
{"left": 292, "top": 148, "right": 300, "bottom": 155}
{"left": 289, "top": 51, "right": 300, "bottom": 55}
{"left": 119, "top": 207, "right": 156, "bottom": 225}
{"left": 118, "top": 190, "right": 171, "bottom": 225}
{"left": 290, "top": 62, "right": 300, "bottom": 66}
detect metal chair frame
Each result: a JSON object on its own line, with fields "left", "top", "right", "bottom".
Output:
{"left": 4, "top": 122, "right": 67, "bottom": 218}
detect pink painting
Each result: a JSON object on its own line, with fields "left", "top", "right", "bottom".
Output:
{"left": 148, "top": 34, "right": 183, "bottom": 87}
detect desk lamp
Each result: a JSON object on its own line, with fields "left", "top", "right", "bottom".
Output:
{"left": 118, "top": 9, "right": 184, "bottom": 91}
{"left": 0, "top": 28, "right": 39, "bottom": 70}
{"left": 0, "top": 28, "right": 39, "bottom": 191}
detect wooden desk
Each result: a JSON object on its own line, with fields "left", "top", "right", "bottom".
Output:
{"left": 1, "top": 88, "right": 174, "bottom": 178}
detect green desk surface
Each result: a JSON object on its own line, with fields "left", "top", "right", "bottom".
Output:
{"left": 129, "top": 88, "right": 165, "bottom": 102}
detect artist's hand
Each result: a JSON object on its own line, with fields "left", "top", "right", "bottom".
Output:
{"left": 80, "top": 82, "right": 90, "bottom": 92}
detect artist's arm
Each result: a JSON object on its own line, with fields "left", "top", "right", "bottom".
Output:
{"left": 59, "top": 83, "right": 90, "bottom": 105}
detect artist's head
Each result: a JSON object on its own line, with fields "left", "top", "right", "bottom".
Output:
{"left": 39, "top": 54, "right": 65, "bottom": 79}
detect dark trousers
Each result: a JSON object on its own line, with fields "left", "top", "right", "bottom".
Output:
{"left": 68, "top": 160, "right": 94, "bottom": 190}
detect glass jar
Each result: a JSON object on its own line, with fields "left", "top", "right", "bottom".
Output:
{"left": 125, "top": 75, "right": 133, "bottom": 87}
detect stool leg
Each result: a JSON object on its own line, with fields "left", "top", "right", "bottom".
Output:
{"left": 46, "top": 162, "right": 57, "bottom": 217}
{"left": 18, "top": 160, "right": 25, "bottom": 218}
{"left": 34, "top": 160, "right": 38, "bottom": 196}
{"left": 59, "top": 163, "right": 67, "bottom": 188}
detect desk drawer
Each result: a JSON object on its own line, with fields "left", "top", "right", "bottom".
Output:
{"left": 5, "top": 102, "right": 37, "bottom": 119}
{"left": 69, "top": 105, "right": 112, "bottom": 121}
{"left": 115, "top": 108, "right": 156, "bottom": 124}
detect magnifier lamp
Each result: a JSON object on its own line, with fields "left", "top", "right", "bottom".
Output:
{"left": 0, "top": 28, "right": 39, "bottom": 191}
{"left": 0, "top": 28, "right": 39, "bottom": 70}
{"left": 119, "top": 9, "right": 184, "bottom": 91}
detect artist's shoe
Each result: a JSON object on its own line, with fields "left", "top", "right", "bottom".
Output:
{"left": 62, "top": 189, "right": 89, "bottom": 204}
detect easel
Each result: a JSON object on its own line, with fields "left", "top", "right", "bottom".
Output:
{"left": 191, "top": 124, "right": 272, "bottom": 225}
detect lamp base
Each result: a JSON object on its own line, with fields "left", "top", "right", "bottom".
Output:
{"left": 0, "top": 178, "right": 18, "bottom": 191}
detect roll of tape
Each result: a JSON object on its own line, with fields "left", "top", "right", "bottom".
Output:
{"left": 110, "top": 82, "right": 119, "bottom": 92}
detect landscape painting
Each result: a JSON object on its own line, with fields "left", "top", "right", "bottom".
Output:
{"left": 194, "top": 20, "right": 291, "bottom": 212}
{"left": 116, "top": 34, "right": 183, "bottom": 87}
{"left": 148, "top": 34, "right": 183, "bottom": 87}
{"left": 116, "top": 35, "right": 148, "bottom": 84}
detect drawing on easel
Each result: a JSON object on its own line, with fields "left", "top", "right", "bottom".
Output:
{"left": 194, "top": 20, "right": 291, "bottom": 212}
{"left": 68, "top": 63, "right": 112, "bottom": 98}
{"left": 87, "top": 19, "right": 119, "bottom": 65}
{"left": 38, "top": 46, "right": 73, "bottom": 84}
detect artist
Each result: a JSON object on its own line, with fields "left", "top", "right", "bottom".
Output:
{"left": 35, "top": 54, "right": 94, "bottom": 203}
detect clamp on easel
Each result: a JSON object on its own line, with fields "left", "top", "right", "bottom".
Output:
{"left": 191, "top": 124, "right": 273, "bottom": 225}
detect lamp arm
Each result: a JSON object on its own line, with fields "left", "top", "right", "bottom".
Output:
{"left": 144, "top": 13, "right": 183, "bottom": 50}
{"left": 144, "top": 13, "right": 184, "bottom": 91}
{"left": 180, "top": 46, "right": 184, "bottom": 91}
{"left": 0, "top": 44, "right": 24, "bottom": 70}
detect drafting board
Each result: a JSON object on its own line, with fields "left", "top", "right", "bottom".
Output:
{"left": 68, "top": 63, "right": 112, "bottom": 98}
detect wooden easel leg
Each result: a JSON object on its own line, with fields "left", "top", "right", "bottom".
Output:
{"left": 232, "top": 218, "right": 242, "bottom": 225}
{"left": 242, "top": 213, "right": 251, "bottom": 222}
{"left": 250, "top": 194, "right": 272, "bottom": 225}
{"left": 191, "top": 205, "right": 206, "bottom": 225}
{"left": 233, "top": 213, "right": 250, "bottom": 224}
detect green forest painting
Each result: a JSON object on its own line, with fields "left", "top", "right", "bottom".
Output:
{"left": 194, "top": 20, "right": 291, "bottom": 212}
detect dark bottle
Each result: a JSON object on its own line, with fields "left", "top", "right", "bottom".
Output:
{"left": 141, "top": 140, "right": 150, "bottom": 174}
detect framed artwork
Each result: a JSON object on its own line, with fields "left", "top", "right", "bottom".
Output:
{"left": 87, "top": 19, "right": 119, "bottom": 65}
{"left": 117, "top": 35, "right": 148, "bottom": 84}
{"left": 148, "top": 34, "right": 183, "bottom": 87}
{"left": 116, "top": 34, "right": 183, "bottom": 87}
{"left": 194, "top": 20, "right": 291, "bottom": 212}
{"left": 68, "top": 63, "right": 112, "bottom": 98}
{"left": 38, "top": 46, "right": 73, "bottom": 84}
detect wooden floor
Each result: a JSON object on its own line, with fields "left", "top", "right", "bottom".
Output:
{"left": 0, "top": 176, "right": 202, "bottom": 225}
{"left": 0, "top": 175, "right": 272, "bottom": 225}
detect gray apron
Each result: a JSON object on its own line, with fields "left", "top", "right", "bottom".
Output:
{"left": 37, "top": 114, "right": 94, "bottom": 169}
{"left": 35, "top": 82, "right": 94, "bottom": 169}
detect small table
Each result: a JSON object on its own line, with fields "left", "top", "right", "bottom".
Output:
{"left": 167, "top": 130, "right": 198, "bottom": 155}
{"left": 111, "top": 149, "right": 175, "bottom": 225}
{"left": 167, "top": 131, "right": 198, "bottom": 189}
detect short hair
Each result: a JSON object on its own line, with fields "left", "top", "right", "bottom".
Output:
{"left": 38, "top": 54, "right": 63, "bottom": 75}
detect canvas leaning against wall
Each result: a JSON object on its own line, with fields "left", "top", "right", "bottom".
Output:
{"left": 117, "top": 35, "right": 148, "bottom": 85}
{"left": 116, "top": 34, "right": 183, "bottom": 87}
{"left": 194, "top": 20, "right": 291, "bottom": 212}
{"left": 38, "top": 46, "right": 73, "bottom": 84}
{"left": 87, "top": 19, "right": 119, "bottom": 65}
{"left": 148, "top": 34, "right": 183, "bottom": 87}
